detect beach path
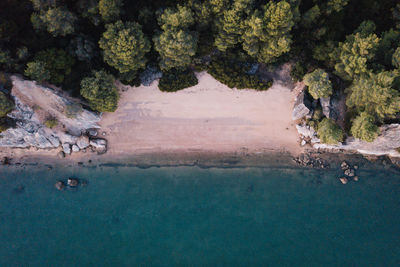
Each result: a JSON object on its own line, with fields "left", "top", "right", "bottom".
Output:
{"left": 100, "top": 71, "right": 302, "bottom": 156}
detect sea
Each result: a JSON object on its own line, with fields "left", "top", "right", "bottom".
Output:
{"left": 0, "top": 164, "right": 399, "bottom": 266}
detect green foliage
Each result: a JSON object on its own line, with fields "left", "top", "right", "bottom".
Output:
{"left": 0, "top": 92, "right": 14, "bottom": 118}
{"left": 325, "top": 0, "right": 348, "bottom": 14}
{"left": 99, "top": 0, "right": 123, "bottom": 23}
{"left": 208, "top": 60, "right": 272, "bottom": 90}
{"left": 77, "top": 0, "right": 101, "bottom": 26}
{"left": 242, "top": 0, "right": 294, "bottom": 63}
{"left": 25, "top": 61, "right": 51, "bottom": 82}
{"left": 68, "top": 35, "right": 96, "bottom": 62}
{"left": 331, "top": 22, "right": 380, "bottom": 80}
{"left": 346, "top": 71, "right": 400, "bottom": 119}
{"left": 158, "top": 69, "right": 198, "bottom": 92}
{"left": 154, "top": 6, "right": 198, "bottom": 71}
{"left": 290, "top": 62, "right": 306, "bottom": 82}
{"left": 80, "top": 70, "right": 119, "bottom": 112}
{"left": 30, "top": 0, "right": 57, "bottom": 11}
{"left": 393, "top": 47, "right": 400, "bottom": 69}
{"left": 303, "top": 69, "right": 332, "bottom": 99}
{"left": 44, "top": 117, "right": 58, "bottom": 128}
{"left": 393, "top": 4, "right": 400, "bottom": 29}
{"left": 0, "top": 49, "right": 13, "bottom": 70}
{"left": 99, "top": 21, "right": 150, "bottom": 76}
{"left": 301, "top": 5, "right": 320, "bottom": 28}
{"left": 32, "top": 7, "right": 77, "bottom": 37}
{"left": 32, "top": 48, "right": 75, "bottom": 85}
{"left": 350, "top": 112, "right": 379, "bottom": 142}
{"left": 317, "top": 118, "right": 343, "bottom": 144}
{"left": 214, "top": 0, "right": 254, "bottom": 52}
{"left": 376, "top": 29, "right": 400, "bottom": 69}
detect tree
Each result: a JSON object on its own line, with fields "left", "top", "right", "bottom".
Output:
{"left": 99, "top": 0, "right": 123, "bottom": 23}
{"left": 68, "top": 35, "right": 96, "bottom": 62}
{"left": 33, "top": 48, "right": 75, "bottom": 85}
{"left": 154, "top": 6, "right": 198, "bottom": 71}
{"left": 325, "top": 0, "right": 348, "bottom": 15}
{"left": 30, "top": 0, "right": 57, "bottom": 11}
{"left": 24, "top": 61, "right": 51, "bottom": 82}
{"left": 393, "top": 47, "right": 400, "bottom": 69}
{"left": 214, "top": 0, "right": 254, "bottom": 52}
{"left": 301, "top": 5, "right": 320, "bottom": 28}
{"left": 393, "top": 3, "right": 400, "bottom": 30}
{"left": 242, "top": 0, "right": 294, "bottom": 63}
{"left": 303, "top": 69, "right": 332, "bottom": 99}
{"left": 346, "top": 71, "right": 400, "bottom": 119}
{"left": 76, "top": 0, "right": 101, "bottom": 26}
{"left": 0, "top": 92, "right": 14, "bottom": 118}
{"left": 99, "top": 21, "right": 150, "bottom": 76}
{"left": 32, "top": 7, "right": 77, "bottom": 37}
{"left": 376, "top": 29, "right": 400, "bottom": 69}
{"left": 317, "top": 118, "right": 343, "bottom": 144}
{"left": 331, "top": 21, "right": 380, "bottom": 80}
{"left": 350, "top": 112, "right": 379, "bottom": 142}
{"left": 80, "top": 70, "right": 118, "bottom": 112}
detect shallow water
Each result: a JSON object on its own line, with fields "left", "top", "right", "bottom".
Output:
{"left": 0, "top": 165, "right": 399, "bottom": 266}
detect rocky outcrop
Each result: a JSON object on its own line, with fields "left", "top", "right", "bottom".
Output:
{"left": 314, "top": 124, "right": 400, "bottom": 157}
{"left": 140, "top": 65, "right": 162, "bottom": 86}
{"left": 292, "top": 91, "right": 312, "bottom": 120}
{"left": 296, "top": 123, "right": 320, "bottom": 144}
{"left": 0, "top": 76, "right": 102, "bottom": 152}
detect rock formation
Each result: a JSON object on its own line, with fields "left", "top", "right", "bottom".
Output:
{"left": 292, "top": 91, "right": 312, "bottom": 120}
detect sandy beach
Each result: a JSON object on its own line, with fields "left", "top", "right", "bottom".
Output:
{"left": 101, "top": 71, "right": 302, "bottom": 157}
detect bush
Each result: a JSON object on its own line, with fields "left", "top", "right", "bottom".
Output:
{"left": 350, "top": 112, "right": 379, "bottom": 142}
{"left": 44, "top": 117, "right": 58, "bottom": 128}
{"left": 64, "top": 103, "right": 83, "bottom": 118}
{"left": 0, "top": 92, "right": 14, "bottom": 118}
{"left": 207, "top": 60, "right": 272, "bottom": 90}
{"left": 158, "top": 69, "right": 198, "bottom": 92}
{"left": 290, "top": 62, "right": 306, "bottom": 82}
{"left": 317, "top": 118, "right": 344, "bottom": 144}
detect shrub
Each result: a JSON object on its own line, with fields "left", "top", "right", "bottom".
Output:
{"left": 304, "top": 68, "right": 332, "bottom": 99}
{"left": 207, "top": 60, "right": 272, "bottom": 90}
{"left": 350, "top": 112, "right": 379, "bottom": 142}
{"left": 45, "top": 117, "right": 58, "bottom": 129}
{"left": 158, "top": 69, "right": 198, "bottom": 92}
{"left": 317, "top": 118, "right": 344, "bottom": 144}
{"left": 290, "top": 62, "right": 306, "bottom": 82}
{"left": 0, "top": 92, "right": 14, "bottom": 118}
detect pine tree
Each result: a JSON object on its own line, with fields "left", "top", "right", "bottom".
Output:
{"left": 99, "top": 0, "right": 123, "bottom": 23}
{"left": 303, "top": 69, "right": 332, "bottom": 99}
{"left": 31, "top": 7, "right": 77, "bottom": 37}
{"left": 317, "top": 118, "right": 343, "bottom": 144}
{"left": 350, "top": 112, "right": 379, "bottom": 142}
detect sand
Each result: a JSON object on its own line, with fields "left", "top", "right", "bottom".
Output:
{"left": 100, "top": 71, "right": 302, "bottom": 157}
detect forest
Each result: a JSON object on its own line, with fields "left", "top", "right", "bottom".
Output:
{"left": 0, "top": 0, "right": 399, "bottom": 143}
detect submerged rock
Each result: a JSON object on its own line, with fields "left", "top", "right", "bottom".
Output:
{"left": 339, "top": 177, "right": 348, "bottom": 184}
{"left": 341, "top": 161, "right": 349, "bottom": 170}
{"left": 55, "top": 181, "right": 65, "bottom": 190}
{"left": 344, "top": 168, "right": 355, "bottom": 177}
{"left": 57, "top": 151, "right": 65, "bottom": 159}
{"left": 67, "top": 178, "right": 79, "bottom": 187}
{"left": 353, "top": 176, "right": 359, "bottom": 182}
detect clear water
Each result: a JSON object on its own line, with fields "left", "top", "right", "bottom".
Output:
{"left": 0, "top": 165, "right": 399, "bottom": 266}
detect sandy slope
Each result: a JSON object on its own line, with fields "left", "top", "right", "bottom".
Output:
{"left": 100, "top": 71, "right": 302, "bottom": 156}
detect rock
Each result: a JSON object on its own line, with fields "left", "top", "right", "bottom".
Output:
{"left": 320, "top": 97, "right": 331, "bottom": 118}
{"left": 62, "top": 143, "right": 71, "bottom": 155}
{"left": 139, "top": 65, "right": 163, "bottom": 86}
{"left": 301, "top": 140, "right": 307, "bottom": 146}
{"left": 90, "top": 138, "right": 107, "bottom": 154}
{"left": 67, "top": 178, "right": 79, "bottom": 187}
{"left": 339, "top": 177, "right": 348, "bottom": 184}
{"left": 296, "top": 123, "right": 317, "bottom": 139}
{"left": 340, "top": 161, "right": 349, "bottom": 170}
{"left": 76, "top": 135, "right": 89, "bottom": 149}
{"left": 353, "top": 176, "right": 359, "bottom": 182}
{"left": 344, "top": 168, "right": 355, "bottom": 177}
{"left": 57, "top": 151, "right": 65, "bottom": 159}
{"left": 292, "top": 91, "right": 312, "bottom": 120}
{"left": 354, "top": 165, "right": 358, "bottom": 170}
{"left": 1, "top": 157, "right": 10, "bottom": 165}
{"left": 87, "top": 129, "right": 97, "bottom": 137}
{"left": 72, "top": 144, "right": 80, "bottom": 152}
{"left": 0, "top": 75, "right": 101, "bottom": 149}
{"left": 102, "top": 132, "right": 106, "bottom": 136}
{"left": 55, "top": 181, "right": 65, "bottom": 190}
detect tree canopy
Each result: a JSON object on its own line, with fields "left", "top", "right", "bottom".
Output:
{"left": 317, "top": 118, "right": 344, "bottom": 144}
{"left": 303, "top": 68, "right": 332, "bottom": 99}
{"left": 350, "top": 112, "right": 379, "bottom": 142}
{"left": 80, "top": 70, "right": 119, "bottom": 112}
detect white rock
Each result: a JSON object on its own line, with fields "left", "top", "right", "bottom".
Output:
{"left": 72, "top": 144, "right": 80, "bottom": 152}
{"left": 62, "top": 143, "right": 71, "bottom": 155}
{"left": 76, "top": 135, "right": 89, "bottom": 149}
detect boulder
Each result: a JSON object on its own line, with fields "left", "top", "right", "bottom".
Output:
{"left": 90, "top": 138, "right": 107, "bottom": 154}
{"left": 344, "top": 168, "right": 355, "bottom": 177}
{"left": 72, "top": 144, "right": 80, "bottom": 152}
{"left": 339, "top": 177, "right": 348, "bottom": 184}
{"left": 353, "top": 176, "right": 359, "bottom": 182}
{"left": 76, "top": 135, "right": 89, "bottom": 149}
{"left": 292, "top": 91, "right": 312, "bottom": 120}
{"left": 67, "top": 178, "right": 79, "bottom": 187}
{"left": 341, "top": 161, "right": 349, "bottom": 170}
{"left": 57, "top": 151, "right": 65, "bottom": 159}
{"left": 87, "top": 129, "right": 98, "bottom": 137}
{"left": 320, "top": 97, "right": 331, "bottom": 118}
{"left": 62, "top": 143, "right": 71, "bottom": 155}
{"left": 55, "top": 181, "right": 65, "bottom": 190}
{"left": 296, "top": 123, "right": 317, "bottom": 139}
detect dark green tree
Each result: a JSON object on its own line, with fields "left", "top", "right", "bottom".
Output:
{"left": 0, "top": 92, "right": 14, "bottom": 118}
{"left": 317, "top": 118, "right": 343, "bottom": 144}
{"left": 99, "top": 0, "right": 123, "bottom": 23}
{"left": 242, "top": 0, "right": 294, "bottom": 63}
{"left": 31, "top": 7, "right": 77, "bottom": 37}
{"left": 99, "top": 21, "right": 150, "bottom": 76}
{"left": 350, "top": 112, "right": 379, "bottom": 142}
{"left": 24, "top": 61, "right": 51, "bottom": 82}
{"left": 80, "top": 70, "right": 119, "bottom": 112}
{"left": 303, "top": 68, "right": 332, "bottom": 99}
{"left": 392, "top": 47, "right": 400, "bottom": 69}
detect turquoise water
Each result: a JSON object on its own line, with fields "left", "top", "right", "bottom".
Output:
{"left": 0, "top": 165, "right": 400, "bottom": 266}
